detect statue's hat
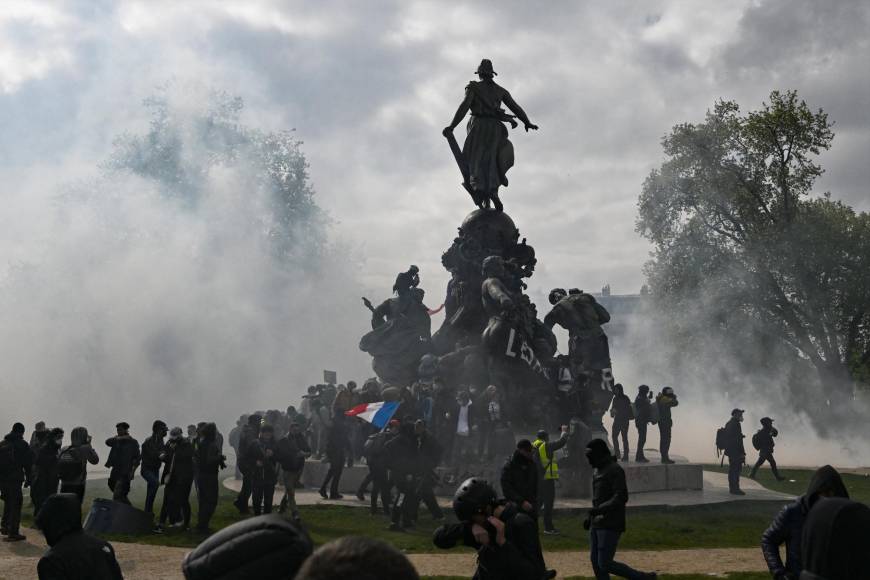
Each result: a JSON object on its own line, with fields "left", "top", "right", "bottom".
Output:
{"left": 476, "top": 59, "right": 497, "bottom": 76}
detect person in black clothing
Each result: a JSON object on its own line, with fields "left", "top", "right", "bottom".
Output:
{"left": 141, "top": 420, "right": 168, "bottom": 514}
{"left": 634, "top": 385, "right": 653, "bottom": 463}
{"left": 155, "top": 427, "right": 195, "bottom": 531}
{"left": 319, "top": 414, "right": 348, "bottom": 500}
{"left": 250, "top": 424, "right": 279, "bottom": 515}
{"left": 194, "top": 422, "right": 224, "bottom": 532}
{"left": 585, "top": 438, "right": 656, "bottom": 580}
{"left": 609, "top": 384, "right": 634, "bottom": 462}
{"left": 105, "top": 422, "right": 141, "bottom": 505}
{"left": 750, "top": 417, "right": 784, "bottom": 481}
{"left": 58, "top": 427, "right": 99, "bottom": 503}
{"left": 275, "top": 421, "right": 310, "bottom": 520}
{"left": 0, "top": 423, "right": 33, "bottom": 542}
{"left": 32, "top": 427, "right": 64, "bottom": 514}
{"left": 800, "top": 496, "right": 870, "bottom": 580}
{"left": 35, "top": 493, "right": 123, "bottom": 580}
{"left": 723, "top": 409, "right": 746, "bottom": 495}
{"left": 361, "top": 419, "right": 397, "bottom": 516}
{"left": 233, "top": 414, "right": 261, "bottom": 514}
{"left": 414, "top": 420, "right": 444, "bottom": 521}
{"left": 760, "top": 465, "right": 849, "bottom": 580}
{"left": 433, "top": 477, "right": 554, "bottom": 580}
{"left": 500, "top": 439, "right": 539, "bottom": 520}
{"left": 655, "top": 387, "right": 678, "bottom": 464}
{"left": 29, "top": 427, "right": 50, "bottom": 509}
{"left": 386, "top": 422, "right": 420, "bottom": 531}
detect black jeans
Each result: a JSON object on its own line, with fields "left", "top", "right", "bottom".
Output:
{"left": 391, "top": 477, "right": 417, "bottom": 527}
{"left": 590, "top": 528, "right": 648, "bottom": 580}
{"left": 141, "top": 467, "right": 161, "bottom": 513}
{"left": 540, "top": 479, "right": 556, "bottom": 531}
{"left": 635, "top": 421, "right": 647, "bottom": 460}
{"left": 728, "top": 456, "right": 744, "bottom": 491}
{"left": 196, "top": 473, "right": 218, "bottom": 530}
{"left": 321, "top": 461, "right": 344, "bottom": 497}
{"left": 612, "top": 421, "right": 629, "bottom": 460}
{"left": 750, "top": 450, "right": 781, "bottom": 478}
{"left": 160, "top": 477, "right": 193, "bottom": 527}
{"left": 415, "top": 477, "right": 444, "bottom": 520}
{"left": 0, "top": 479, "right": 23, "bottom": 534}
{"left": 236, "top": 466, "right": 253, "bottom": 510}
{"left": 370, "top": 466, "right": 391, "bottom": 513}
{"left": 658, "top": 420, "right": 672, "bottom": 461}
{"left": 252, "top": 479, "right": 276, "bottom": 515}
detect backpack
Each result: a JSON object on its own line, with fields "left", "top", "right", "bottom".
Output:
{"left": 648, "top": 402, "right": 660, "bottom": 424}
{"left": 0, "top": 440, "right": 15, "bottom": 475}
{"left": 751, "top": 431, "right": 762, "bottom": 451}
{"left": 57, "top": 446, "right": 84, "bottom": 482}
{"left": 715, "top": 427, "right": 728, "bottom": 457}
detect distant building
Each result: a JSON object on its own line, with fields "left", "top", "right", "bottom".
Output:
{"left": 592, "top": 284, "right": 649, "bottom": 351}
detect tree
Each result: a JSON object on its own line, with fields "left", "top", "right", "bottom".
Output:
{"left": 637, "top": 90, "right": 870, "bottom": 403}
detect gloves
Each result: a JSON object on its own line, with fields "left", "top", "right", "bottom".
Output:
{"left": 582, "top": 517, "right": 591, "bottom": 531}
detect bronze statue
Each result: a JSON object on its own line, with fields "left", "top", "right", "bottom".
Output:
{"left": 443, "top": 59, "right": 538, "bottom": 212}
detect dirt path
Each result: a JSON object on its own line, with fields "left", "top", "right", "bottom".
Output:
{"left": 1, "top": 530, "right": 768, "bottom": 579}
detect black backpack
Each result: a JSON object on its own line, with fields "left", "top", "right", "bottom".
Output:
{"left": 57, "top": 446, "right": 84, "bottom": 482}
{"left": 715, "top": 427, "right": 727, "bottom": 455}
{"left": 751, "top": 431, "right": 762, "bottom": 451}
{"left": 0, "top": 440, "right": 16, "bottom": 476}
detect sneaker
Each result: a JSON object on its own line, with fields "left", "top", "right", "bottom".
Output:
{"left": 318, "top": 489, "right": 328, "bottom": 499}
{"left": 730, "top": 489, "right": 746, "bottom": 496}
{"left": 3, "top": 534, "right": 26, "bottom": 542}
{"left": 153, "top": 525, "right": 165, "bottom": 534}
{"left": 543, "top": 528, "right": 560, "bottom": 535}
{"left": 356, "top": 491, "right": 365, "bottom": 501}
{"left": 544, "top": 570, "right": 558, "bottom": 580}
{"left": 329, "top": 493, "right": 344, "bottom": 500}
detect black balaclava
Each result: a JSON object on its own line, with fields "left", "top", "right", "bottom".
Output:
{"left": 585, "top": 438, "right": 612, "bottom": 469}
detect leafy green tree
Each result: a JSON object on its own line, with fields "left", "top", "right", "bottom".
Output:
{"left": 638, "top": 90, "right": 870, "bottom": 399}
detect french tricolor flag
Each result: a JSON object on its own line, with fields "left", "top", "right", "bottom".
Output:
{"left": 345, "top": 401, "right": 400, "bottom": 429}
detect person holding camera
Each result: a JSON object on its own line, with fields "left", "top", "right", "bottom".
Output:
{"left": 655, "top": 387, "right": 679, "bottom": 464}
{"left": 584, "top": 438, "right": 657, "bottom": 579}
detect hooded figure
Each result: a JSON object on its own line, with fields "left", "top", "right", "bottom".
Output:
{"left": 35, "top": 493, "right": 123, "bottom": 580}
{"left": 800, "top": 497, "right": 870, "bottom": 580}
{"left": 761, "top": 465, "right": 850, "bottom": 578}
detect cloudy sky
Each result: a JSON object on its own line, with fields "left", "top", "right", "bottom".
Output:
{"left": 1, "top": 0, "right": 867, "bottom": 301}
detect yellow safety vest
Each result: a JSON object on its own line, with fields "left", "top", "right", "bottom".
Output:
{"left": 533, "top": 438, "right": 559, "bottom": 480}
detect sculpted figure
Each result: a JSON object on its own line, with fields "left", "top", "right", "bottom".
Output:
{"left": 443, "top": 59, "right": 538, "bottom": 211}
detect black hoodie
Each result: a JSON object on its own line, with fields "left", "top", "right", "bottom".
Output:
{"left": 761, "top": 465, "right": 850, "bottom": 577}
{"left": 35, "top": 493, "right": 123, "bottom": 580}
{"left": 500, "top": 450, "right": 538, "bottom": 507}
{"left": 800, "top": 497, "right": 870, "bottom": 580}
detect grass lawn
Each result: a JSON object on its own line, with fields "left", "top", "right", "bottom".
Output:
{"left": 23, "top": 474, "right": 788, "bottom": 552}
{"left": 703, "top": 463, "right": 870, "bottom": 504}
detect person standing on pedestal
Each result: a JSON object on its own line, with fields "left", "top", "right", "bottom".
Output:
{"left": 608, "top": 384, "right": 634, "bottom": 462}
{"left": 633, "top": 385, "right": 653, "bottom": 463}
{"left": 655, "top": 387, "right": 678, "bottom": 464}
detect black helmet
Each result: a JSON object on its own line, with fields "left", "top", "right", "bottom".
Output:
{"left": 452, "top": 478, "right": 496, "bottom": 522}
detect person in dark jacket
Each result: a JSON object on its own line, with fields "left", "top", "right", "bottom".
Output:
{"left": 362, "top": 419, "right": 397, "bottom": 516}
{"left": 414, "top": 420, "right": 444, "bottom": 521}
{"left": 182, "top": 514, "right": 314, "bottom": 580}
{"left": 800, "top": 496, "right": 870, "bottom": 580}
{"left": 275, "top": 421, "right": 310, "bottom": 520}
{"left": 750, "top": 417, "right": 784, "bottom": 481}
{"left": 249, "top": 424, "right": 279, "bottom": 515}
{"left": 29, "top": 427, "right": 50, "bottom": 509}
{"left": 233, "top": 414, "right": 261, "bottom": 514}
{"left": 386, "top": 422, "right": 420, "bottom": 531}
{"left": 32, "top": 427, "right": 64, "bottom": 514}
{"left": 655, "top": 387, "right": 678, "bottom": 464}
{"left": 0, "top": 423, "right": 33, "bottom": 542}
{"left": 500, "top": 439, "right": 538, "bottom": 520}
{"left": 609, "top": 384, "right": 634, "bottom": 462}
{"left": 105, "top": 422, "right": 140, "bottom": 505}
{"left": 194, "top": 422, "right": 224, "bottom": 532}
{"left": 140, "top": 420, "right": 168, "bottom": 514}
{"left": 155, "top": 427, "right": 195, "bottom": 531}
{"left": 633, "top": 385, "right": 653, "bottom": 463}
{"left": 433, "top": 477, "right": 554, "bottom": 580}
{"left": 585, "top": 438, "right": 656, "bottom": 580}
{"left": 723, "top": 409, "right": 746, "bottom": 495}
{"left": 760, "top": 465, "right": 849, "bottom": 579}
{"left": 35, "top": 493, "right": 123, "bottom": 580}
{"left": 58, "top": 427, "right": 100, "bottom": 503}
{"left": 319, "top": 415, "right": 348, "bottom": 500}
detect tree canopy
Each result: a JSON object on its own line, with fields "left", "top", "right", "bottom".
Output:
{"left": 638, "top": 90, "right": 870, "bottom": 404}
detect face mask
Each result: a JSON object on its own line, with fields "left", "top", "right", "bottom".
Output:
{"left": 55, "top": 438, "right": 63, "bottom": 445}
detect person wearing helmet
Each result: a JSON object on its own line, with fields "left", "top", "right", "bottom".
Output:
{"left": 750, "top": 417, "right": 785, "bottom": 481}
{"left": 433, "top": 477, "right": 555, "bottom": 580}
